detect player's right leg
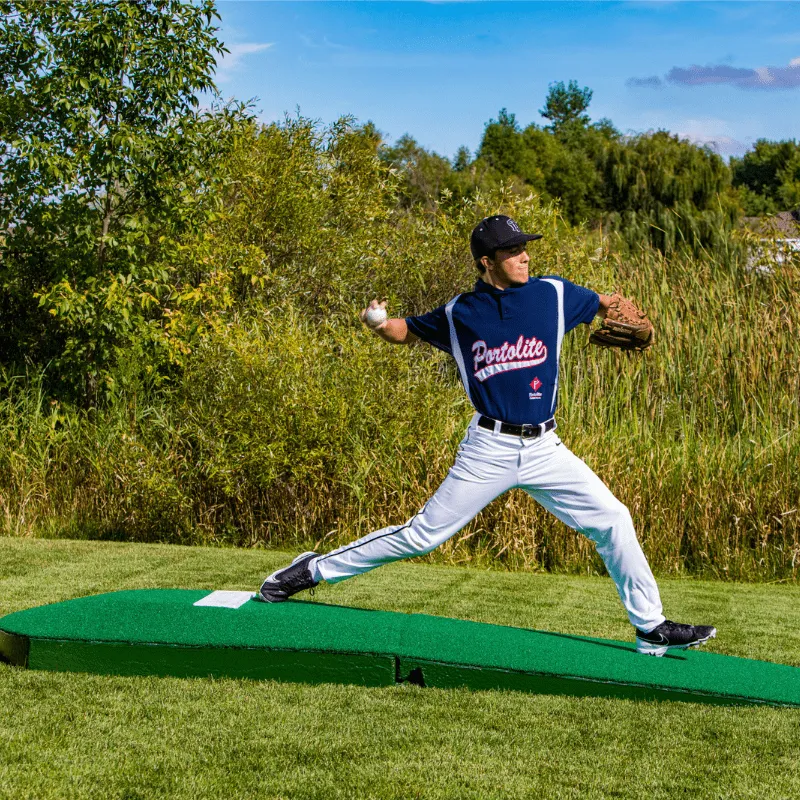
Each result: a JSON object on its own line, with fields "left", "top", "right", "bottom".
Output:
{"left": 258, "top": 419, "right": 517, "bottom": 601}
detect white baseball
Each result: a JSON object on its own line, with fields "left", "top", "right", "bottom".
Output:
{"left": 365, "top": 306, "right": 388, "bottom": 328}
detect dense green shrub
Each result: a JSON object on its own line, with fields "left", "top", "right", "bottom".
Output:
{"left": 0, "top": 0, "right": 249, "bottom": 399}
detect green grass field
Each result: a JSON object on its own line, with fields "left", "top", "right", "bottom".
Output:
{"left": 2, "top": 538, "right": 800, "bottom": 799}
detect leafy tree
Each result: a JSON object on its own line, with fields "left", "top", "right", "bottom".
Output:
{"left": 534, "top": 82, "right": 617, "bottom": 222}
{"left": 0, "top": 0, "right": 247, "bottom": 399}
{"left": 592, "top": 117, "right": 620, "bottom": 140}
{"left": 477, "top": 100, "right": 616, "bottom": 224}
{"left": 602, "top": 131, "right": 739, "bottom": 254}
{"left": 379, "top": 134, "right": 453, "bottom": 209}
{"left": 731, "top": 139, "right": 800, "bottom": 215}
{"left": 452, "top": 146, "right": 472, "bottom": 173}
{"left": 735, "top": 185, "right": 779, "bottom": 217}
{"left": 478, "top": 109, "right": 529, "bottom": 176}
{"left": 778, "top": 155, "right": 800, "bottom": 210}
{"left": 217, "top": 115, "right": 395, "bottom": 312}
{"left": 472, "top": 110, "right": 542, "bottom": 202}
{"left": 539, "top": 80, "right": 593, "bottom": 133}
{"left": 474, "top": 86, "right": 740, "bottom": 244}
{"left": 518, "top": 125, "right": 598, "bottom": 223}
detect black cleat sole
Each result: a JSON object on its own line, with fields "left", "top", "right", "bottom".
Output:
{"left": 636, "top": 627, "right": 717, "bottom": 657}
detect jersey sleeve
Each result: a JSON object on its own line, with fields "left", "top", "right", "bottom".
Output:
{"left": 405, "top": 305, "right": 452, "bottom": 354}
{"left": 549, "top": 276, "right": 600, "bottom": 332}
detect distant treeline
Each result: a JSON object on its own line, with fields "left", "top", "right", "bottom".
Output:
{"left": 380, "top": 80, "right": 800, "bottom": 251}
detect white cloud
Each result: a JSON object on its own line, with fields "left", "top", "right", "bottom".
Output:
{"left": 676, "top": 118, "right": 749, "bottom": 157}
{"left": 691, "top": 135, "right": 749, "bottom": 157}
{"left": 754, "top": 66, "right": 775, "bottom": 85}
{"left": 790, "top": 57, "right": 800, "bottom": 67}
{"left": 215, "top": 42, "right": 274, "bottom": 83}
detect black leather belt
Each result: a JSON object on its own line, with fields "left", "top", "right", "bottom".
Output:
{"left": 478, "top": 415, "right": 556, "bottom": 439}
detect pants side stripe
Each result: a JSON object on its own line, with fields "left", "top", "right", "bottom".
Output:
{"left": 314, "top": 500, "right": 432, "bottom": 564}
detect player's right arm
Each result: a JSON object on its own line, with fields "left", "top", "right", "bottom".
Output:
{"left": 360, "top": 300, "right": 419, "bottom": 345}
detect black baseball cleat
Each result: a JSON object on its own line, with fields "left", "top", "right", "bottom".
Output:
{"left": 635, "top": 619, "right": 717, "bottom": 657}
{"left": 258, "top": 551, "right": 319, "bottom": 603}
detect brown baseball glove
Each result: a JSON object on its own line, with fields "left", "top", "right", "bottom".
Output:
{"left": 589, "top": 293, "right": 654, "bottom": 351}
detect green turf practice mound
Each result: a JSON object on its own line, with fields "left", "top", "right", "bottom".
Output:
{"left": 1, "top": 590, "right": 798, "bottom": 706}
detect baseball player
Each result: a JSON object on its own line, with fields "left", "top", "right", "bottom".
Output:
{"left": 259, "top": 215, "right": 717, "bottom": 657}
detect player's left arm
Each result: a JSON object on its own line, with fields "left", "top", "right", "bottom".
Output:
{"left": 558, "top": 277, "right": 652, "bottom": 349}
{"left": 596, "top": 294, "right": 613, "bottom": 320}
{"left": 589, "top": 292, "right": 654, "bottom": 350}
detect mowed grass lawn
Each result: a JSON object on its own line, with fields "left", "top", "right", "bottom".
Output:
{"left": 1, "top": 538, "right": 800, "bottom": 800}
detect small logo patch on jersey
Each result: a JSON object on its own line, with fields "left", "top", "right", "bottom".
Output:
{"left": 530, "top": 377, "right": 542, "bottom": 392}
{"left": 529, "top": 376, "right": 543, "bottom": 400}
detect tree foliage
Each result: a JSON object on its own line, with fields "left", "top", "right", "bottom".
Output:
{"left": 0, "top": 0, "right": 794, "bottom": 410}
{"left": 211, "top": 115, "right": 395, "bottom": 314}
{"left": 379, "top": 133, "right": 452, "bottom": 209}
{"left": 0, "top": 0, "right": 248, "bottom": 398}
{"left": 602, "top": 131, "right": 739, "bottom": 254}
{"left": 539, "top": 80, "right": 593, "bottom": 132}
{"left": 393, "top": 82, "right": 743, "bottom": 253}
{"left": 731, "top": 139, "right": 800, "bottom": 215}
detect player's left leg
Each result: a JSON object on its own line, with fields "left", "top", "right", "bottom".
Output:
{"left": 518, "top": 432, "right": 716, "bottom": 654}
{"left": 517, "top": 431, "right": 664, "bottom": 631}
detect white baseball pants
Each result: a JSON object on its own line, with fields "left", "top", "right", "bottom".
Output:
{"left": 311, "top": 415, "right": 665, "bottom": 632}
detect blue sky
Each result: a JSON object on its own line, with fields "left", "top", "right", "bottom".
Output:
{"left": 212, "top": 1, "right": 800, "bottom": 159}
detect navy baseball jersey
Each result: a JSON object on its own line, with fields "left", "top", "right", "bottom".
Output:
{"left": 406, "top": 276, "right": 599, "bottom": 425}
